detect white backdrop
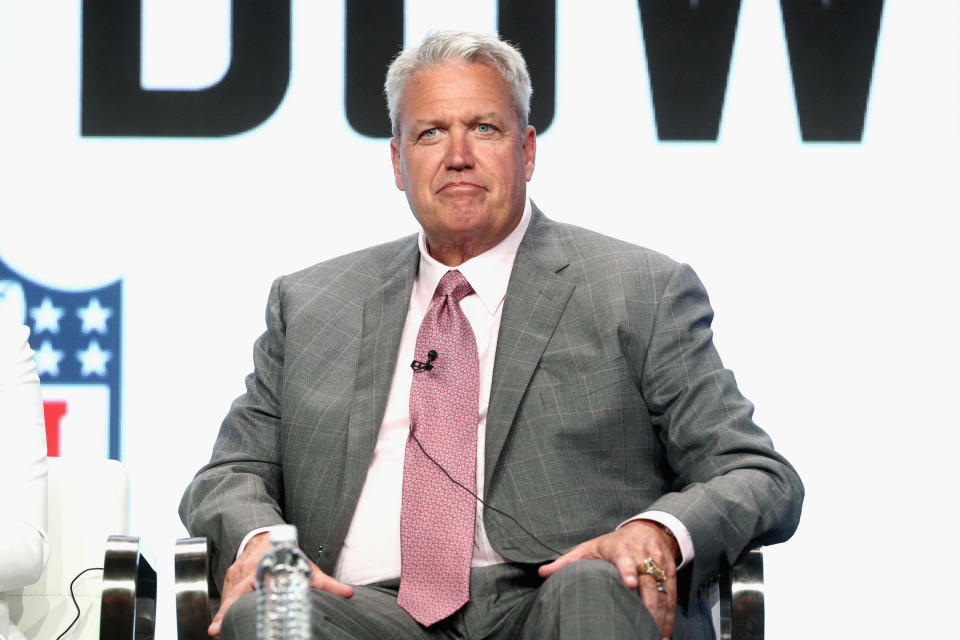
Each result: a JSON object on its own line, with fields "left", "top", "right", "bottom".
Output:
{"left": 2, "top": 0, "right": 959, "bottom": 637}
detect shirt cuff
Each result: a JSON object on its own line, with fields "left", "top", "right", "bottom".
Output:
{"left": 237, "top": 525, "right": 286, "bottom": 559}
{"left": 617, "top": 511, "right": 695, "bottom": 570}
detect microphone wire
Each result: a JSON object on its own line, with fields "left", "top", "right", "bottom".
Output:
{"left": 408, "top": 427, "right": 563, "bottom": 556}
{"left": 56, "top": 566, "right": 103, "bottom": 640}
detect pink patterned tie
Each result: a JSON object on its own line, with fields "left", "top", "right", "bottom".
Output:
{"left": 398, "top": 269, "right": 479, "bottom": 626}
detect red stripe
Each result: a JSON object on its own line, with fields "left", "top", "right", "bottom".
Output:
{"left": 42, "top": 400, "right": 67, "bottom": 457}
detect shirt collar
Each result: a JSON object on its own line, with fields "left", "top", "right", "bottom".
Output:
{"left": 415, "top": 198, "right": 532, "bottom": 315}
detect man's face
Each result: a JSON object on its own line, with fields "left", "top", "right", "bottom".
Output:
{"left": 390, "top": 60, "right": 536, "bottom": 266}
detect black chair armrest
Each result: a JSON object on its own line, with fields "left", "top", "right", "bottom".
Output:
{"left": 717, "top": 546, "right": 764, "bottom": 640}
{"left": 100, "top": 535, "right": 157, "bottom": 640}
{"left": 175, "top": 536, "right": 221, "bottom": 640}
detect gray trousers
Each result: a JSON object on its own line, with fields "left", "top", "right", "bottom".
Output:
{"left": 222, "top": 560, "right": 714, "bottom": 640}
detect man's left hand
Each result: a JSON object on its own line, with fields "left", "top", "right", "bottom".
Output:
{"left": 538, "top": 520, "right": 679, "bottom": 638}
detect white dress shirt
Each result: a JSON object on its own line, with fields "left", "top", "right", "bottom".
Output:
{"left": 242, "top": 198, "right": 694, "bottom": 581}
{"left": 332, "top": 201, "right": 535, "bottom": 584}
{"left": 0, "top": 323, "right": 50, "bottom": 640}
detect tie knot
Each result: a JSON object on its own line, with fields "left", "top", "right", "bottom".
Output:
{"left": 436, "top": 270, "right": 473, "bottom": 303}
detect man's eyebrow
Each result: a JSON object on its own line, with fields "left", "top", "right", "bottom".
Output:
{"left": 409, "top": 113, "right": 507, "bottom": 129}
{"left": 470, "top": 112, "right": 506, "bottom": 124}
{"left": 407, "top": 118, "right": 443, "bottom": 132}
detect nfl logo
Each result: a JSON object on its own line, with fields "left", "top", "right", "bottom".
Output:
{"left": 0, "top": 256, "right": 123, "bottom": 460}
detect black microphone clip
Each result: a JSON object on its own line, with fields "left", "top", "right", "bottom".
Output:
{"left": 410, "top": 349, "right": 437, "bottom": 372}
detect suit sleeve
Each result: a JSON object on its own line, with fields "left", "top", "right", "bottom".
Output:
{"left": 638, "top": 263, "right": 804, "bottom": 603}
{"left": 179, "top": 277, "right": 288, "bottom": 588}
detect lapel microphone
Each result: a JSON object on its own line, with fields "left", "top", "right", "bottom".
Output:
{"left": 410, "top": 349, "right": 438, "bottom": 372}
{"left": 406, "top": 344, "right": 561, "bottom": 556}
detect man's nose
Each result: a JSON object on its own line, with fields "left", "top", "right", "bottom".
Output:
{"left": 444, "top": 130, "right": 474, "bottom": 170}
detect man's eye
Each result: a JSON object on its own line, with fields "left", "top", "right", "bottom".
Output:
{"left": 421, "top": 128, "right": 439, "bottom": 138}
{"left": 476, "top": 124, "right": 492, "bottom": 133}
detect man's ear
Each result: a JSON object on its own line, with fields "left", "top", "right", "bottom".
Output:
{"left": 390, "top": 137, "right": 405, "bottom": 191}
{"left": 522, "top": 125, "right": 537, "bottom": 181}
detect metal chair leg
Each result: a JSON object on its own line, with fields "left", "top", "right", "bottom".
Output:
{"left": 175, "top": 537, "right": 219, "bottom": 640}
{"left": 718, "top": 547, "right": 764, "bottom": 640}
{"left": 100, "top": 535, "right": 157, "bottom": 640}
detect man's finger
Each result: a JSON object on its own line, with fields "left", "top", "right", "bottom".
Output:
{"left": 537, "top": 539, "right": 602, "bottom": 579}
{"left": 207, "top": 531, "right": 273, "bottom": 635}
{"left": 310, "top": 565, "right": 355, "bottom": 598}
{"left": 636, "top": 561, "right": 676, "bottom": 639}
{"left": 638, "top": 573, "right": 665, "bottom": 634}
{"left": 208, "top": 575, "right": 255, "bottom": 636}
{"left": 662, "top": 573, "right": 677, "bottom": 639}
{"left": 537, "top": 548, "right": 584, "bottom": 579}
{"left": 208, "top": 613, "right": 224, "bottom": 637}
{"left": 610, "top": 552, "right": 643, "bottom": 589}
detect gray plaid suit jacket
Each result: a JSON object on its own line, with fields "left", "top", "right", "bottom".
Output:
{"left": 180, "top": 205, "right": 803, "bottom": 607}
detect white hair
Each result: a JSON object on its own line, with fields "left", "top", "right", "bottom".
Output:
{"left": 384, "top": 30, "right": 532, "bottom": 138}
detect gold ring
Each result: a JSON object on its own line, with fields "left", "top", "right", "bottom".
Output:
{"left": 637, "top": 557, "right": 666, "bottom": 586}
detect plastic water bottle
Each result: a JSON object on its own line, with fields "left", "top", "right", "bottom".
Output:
{"left": 256, "top": 524, "right": 312, "bottom": 640}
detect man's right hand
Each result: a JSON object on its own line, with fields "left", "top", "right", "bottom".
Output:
{"left": 208, "top": 531, "right": 355, "bottom": 637}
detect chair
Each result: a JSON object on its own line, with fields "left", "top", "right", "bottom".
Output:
{"left": 174, "top": 538, "right": 219, "bottom": 640}
{"left": 173, "top": 536, "right": 764, "bottom": 640}
{"left": 711, "top": 547, "right": 764, "bottom": 640}
{"left": 6, "top": 457, "right": 157, "bottom": 640}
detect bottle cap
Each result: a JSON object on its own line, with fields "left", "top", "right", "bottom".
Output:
{"left": 270, "top": 524, "right": 298, "bottom": 543}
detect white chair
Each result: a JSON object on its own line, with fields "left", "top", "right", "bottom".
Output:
{"left": 6, "top": 457, "right": 156, "bottom": 639}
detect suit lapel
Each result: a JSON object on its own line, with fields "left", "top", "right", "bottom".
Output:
{"left": 326, "top": 239, "right": 419, "bottom": 553}
{"left": 485, "top": 208, "right": 574, "bottom": 488}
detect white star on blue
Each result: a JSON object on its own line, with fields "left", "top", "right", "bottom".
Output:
{"left": 34, "top": 339, "right": 64, "bottom": 376}
{"left": 77, "top": 339, "right": 111, "bottom": 377}
{"left": 77, "top": 297, "right": 112, "bottom": 334}
{"left": 30, "top": 297, "right": 64, "bottom": 334}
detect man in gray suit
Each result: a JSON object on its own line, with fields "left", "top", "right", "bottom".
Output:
{"left": 181, "top": 31, "right": 803, "bottom": 640}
